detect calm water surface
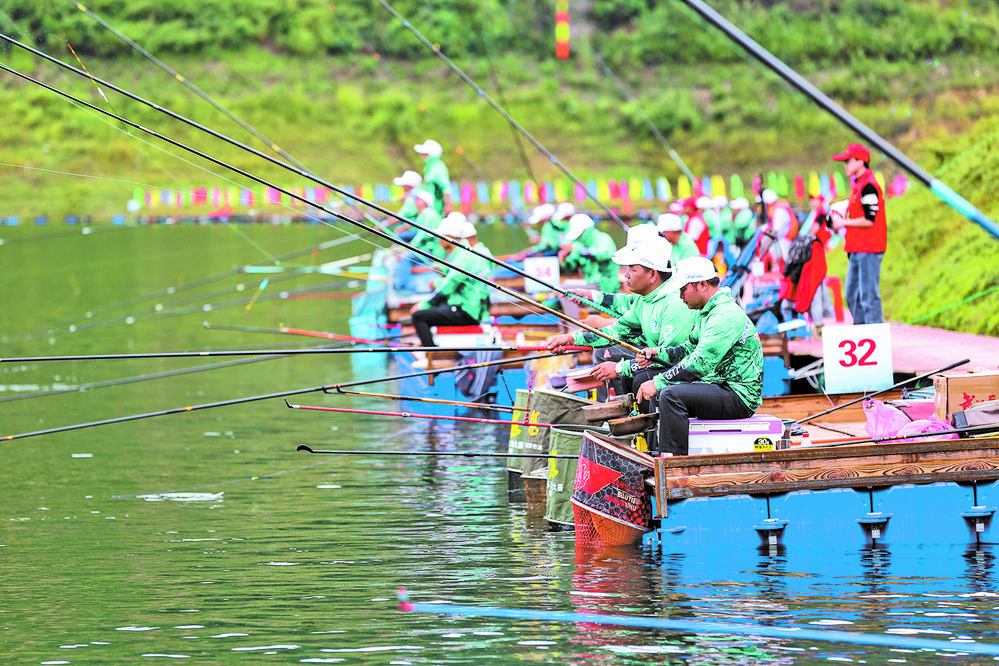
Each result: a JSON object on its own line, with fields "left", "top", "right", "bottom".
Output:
{"left": 3, "top": 225, "right": 999, "bottom": 664}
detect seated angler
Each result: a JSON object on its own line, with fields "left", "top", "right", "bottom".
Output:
{"left": 526, "top": 201, "right": 576, "bottom": 257}
{"left": 657, "top": 213, "right": 701, "bottom": 263}
{"left": 547, "top": 235, "right": 694, "bottom": 400}
{"left": 387, "top": 169, "right": 423, "bottom": 242}
{"left": 635, "top": 257, "right": 764, "bottom": 457}
{"left": 410, "top": 212, "right": 494, "bottom": 348}
{"left": 558, "top": 213, "right": 620, "bottom": 293}
{"left": 394, "top": 190, "right": 445, "bottom": 293}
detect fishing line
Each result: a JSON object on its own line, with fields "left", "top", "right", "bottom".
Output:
{"left": 589, "top": 47, "right": 696, "bottom": 183}
{"left": 1, "top": 38, "right": 623, "bottom": 343}
{"left": 113, "top": 423, "right": 424, "bottom": 499}
{"left": 373, "top": 0, "right": 627, "bottom": 230}
{"left": 363, "top": 47, "right": 489, "bottom": 182}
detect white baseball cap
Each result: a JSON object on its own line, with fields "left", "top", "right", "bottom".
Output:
{"left": 761, "top": 189, "right": 778, "bottom": 205}
{"left": 656, "top": 213, "right": 684, "bottom": 232}
{"left": 669, "top": 256, "right": 718, "bottom": 291}
{"left": 695, "top": 196, "right": 712, "bottom": 210}
{"left": 552, "top": 201, "right": 576, "bottom": 222}
{"left": 712, "top": 195, "right": 729, "bottom": 208}
{"left": 730, "top": 197, "right": 749, "bottom": 210}
{"left": 612, "top": 235, "right": 673, "bottom": 272}
{"left": 624, "top": 223, "right": 660, "bottom": 246}
{"left": 413, "top": 139, "right": 443, "bottom": 157}
{"left": 393, "top": 170, "right": 422, "bottom": 188}
{"left": 414, "top": 190, "right": 435, "bottom": 206}
{"left": 437, "top": 211, "right": 476, "bottom": 239}
{"left": 526, "top": 203, "right": 555, "bottom": 225}
{"left": 564, "top": 213, "right": 595, "bottom": 241}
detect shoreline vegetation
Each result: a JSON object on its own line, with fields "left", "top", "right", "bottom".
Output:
{"left": 2, "top": 0, "right": 999, "bottom": 334}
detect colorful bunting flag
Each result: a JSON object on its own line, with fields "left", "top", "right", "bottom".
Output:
{"left": 676, "top": 176, "right": 691, "bottom": 200}
{"left": 656, "top": 177, "right": 671, "bottom": 202}
{"left": 730, "top": 174, "right": 744, "bottom": 199}
{"left": 555, "top": 1, "right": 570, "bottom": 61}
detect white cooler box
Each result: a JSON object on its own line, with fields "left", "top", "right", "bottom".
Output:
{"left": 688, "top": 414, "right": 784, "bottom": 455}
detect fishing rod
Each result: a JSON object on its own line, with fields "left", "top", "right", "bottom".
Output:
{"left": 395, "top": 591, "right": 999, "bottom": 657}
{"left": 325, "top": 387, "right": 522, "bottom": 414}
{"left": 0, "top": 33, "right": 609, "bottom": 316}
{"left": 203, "top": 322, "right": 405, "bottom": 346}
{"left": 296, "top": 445, "right": 576, "bottom": 459}
{"left": 591, "top": 49, "right": 697, "bottom": 183}
{"left": 286, "top": 400, "right": 560, "bottom": 428}
{"left": 801, "top": 422, "right": 999, "bottom": 449}
{"left": 0, "top": 344, "right": 589, "bottom": 364}
{"left": 0, "top": 352, "right": 562, "bottom": 441}
{"left": 0, "top": 342, "right": 346, "bottom": 405}
{"left": 796, "top": 358, "right": 969, "bottom": 425}
{"left": 0, "top": 45, "right": 636, "bottom": 352}
{"left": 677, "top": 0, "right": 999, "bottom": 240}
{"left": 14, "top": 235, "right": 362, "bottom": 342}
{"left": 373, "top": 0, "right": 628, "bottom": 230}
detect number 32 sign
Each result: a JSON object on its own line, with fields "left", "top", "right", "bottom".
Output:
{"left": 821, "top": 323, "right": 894, "bottom": 394}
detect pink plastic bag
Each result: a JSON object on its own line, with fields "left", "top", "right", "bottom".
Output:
{"left": 895, "top": 418, "right": 958, "bottom": 442}
{"left": 863, "top": 399, "right": 910, "bottom": 439}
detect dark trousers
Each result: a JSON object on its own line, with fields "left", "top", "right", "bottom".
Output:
{"left": 654, "top": 382, "right": 754, "bottom": 455}
{"left": 412, "top": 305, "right": 476, "bottom": 346}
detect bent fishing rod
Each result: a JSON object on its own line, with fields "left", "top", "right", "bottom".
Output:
{"left": 0, "top": 351, "right": 562, "bottom": 442}
{"left": 0, "top": 344, "right": 589, "bottom": 364}
{"left": 678, "top": 0, "right": 999, "bottom": 240}
{"left": 0, "top": 50, "right": 640, "bottom": 355}
{"left": 0, "top": 35, "right": 619, "bottom": 319}
{"left": 374, "top": 0, "right": 627, "bottom": 231}
{"left": 286, "top": 400, "right": 565, "bottom": 429}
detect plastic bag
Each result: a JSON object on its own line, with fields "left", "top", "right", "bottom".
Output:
{"left": 863, "top": 398, "right": 910, "bottom": 439}
{"left": 895, "top": 418, "right": 958, "bottom": 442}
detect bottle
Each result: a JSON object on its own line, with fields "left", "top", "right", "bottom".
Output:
{"left": 800, "top": 430, "right": 811, "bottom": 446}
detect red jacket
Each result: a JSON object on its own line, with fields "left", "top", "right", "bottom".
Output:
{"left": 844, "top": 169, "right": 887, "bottom": 253}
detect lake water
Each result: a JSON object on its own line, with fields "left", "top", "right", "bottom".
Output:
{"left": 4, "top": 224, "right": 999, "bottom": 664}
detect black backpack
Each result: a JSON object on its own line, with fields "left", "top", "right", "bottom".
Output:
{"left": 783, "top": 234, "right": 816, "bottom": 285}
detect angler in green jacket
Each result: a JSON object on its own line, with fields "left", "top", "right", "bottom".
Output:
{"left": 527, "top": 201, "right": 575, "bottom": 256}
{"left": 548, "top": 236, "right": 694, "bottom": 396}
{"left": 414, "top": 139, "right": 451, "bottom": 217}
{"left": 636, "top": 256, "right": 764, "bottom": 456}
{"left": 394, "top": 190, "right": 445, "bottom": 293}
{"left": 387, "top": 169, "right": 422, "bottom": 240}
{"left": 657, "top": 213, "right": 701, "bottom": 263}
{"left": 558, "top": 214, "right": 620, "bottom": 293}
{"left": 411, "top": 212, "right": 493, "bottom": 347}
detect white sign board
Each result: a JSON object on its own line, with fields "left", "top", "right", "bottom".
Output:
{"left": 522, "top": 256, "right": 560, "bottom": 294}
{"left": 821, "top": 323, "right": 894, "bottom": 394}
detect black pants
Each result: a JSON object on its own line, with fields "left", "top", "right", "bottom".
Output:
{"left": 412, "top": 305, "right": 476, "bottom": 346}
{"left": 653, "top": 382, "right": 754, "bottom": 455}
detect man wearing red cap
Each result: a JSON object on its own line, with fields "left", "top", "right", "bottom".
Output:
{"left": 831, "top": 142, "right": 886, "bottom": 325}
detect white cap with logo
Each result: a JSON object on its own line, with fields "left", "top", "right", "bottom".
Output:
{"left": 669, "top": 256, "right": 718, "bottom": 291}
{"left": 612, "top": 235, "right": 673, "bottom": 273}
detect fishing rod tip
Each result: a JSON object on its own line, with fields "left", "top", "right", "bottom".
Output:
{"left": 295, "top": 444, "right": 314, "bottom": 453}
{"left": 283, "top": 399, "right": 296, "bottom": 409}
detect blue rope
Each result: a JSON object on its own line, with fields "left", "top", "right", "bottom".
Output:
{"left": 403, "top": 600, "right": 999, "bottom": 656}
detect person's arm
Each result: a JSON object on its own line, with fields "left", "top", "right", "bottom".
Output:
{"left": 833, "top": 184, "right": 879, "bottom": 230}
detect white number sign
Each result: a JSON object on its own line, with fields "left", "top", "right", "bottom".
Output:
{"left": 523, "top": 256, "right": 560, "bottom": 294}
{"left": 821, "top": 323, "right": 894, "bottom": 394}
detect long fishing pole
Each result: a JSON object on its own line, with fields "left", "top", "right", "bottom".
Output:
{"left": 15, "top": 235, "right": 361, "bottom": 341}
{"left": 0, "top": 342, "right": 346, "bottom": 405}
{"left": 677, "top": 0, "right": 999, "bottom": 240}
{"left": 325, "top": 387, "right": 522, "bottom": 413}
{"left": 296, "top": 445, "right": 576, "bottom": 459}
{"left": 0, "top": 44, "right": 634, "bottom": 351}
{"left": 800, "top": 422, "right": 999, "bottom": 449}
{"left": 396, "top": 592, "right": 999, "bottom": 657}
{"left": 0, "top": 344, "right": 589, "bottom": 364}
{"left": 286, "top": 401, "right": 559, "bottom": 428}
{"left": 0, "top": 34, "right": 605, "bottom": 313}
{"left": 0, "top": 351, "right": 561, "bottom": 441}
{"left": 373, "top": 0, "right": 628, "bottom": 230}
{"left": 796, "top": 358, "right": 969, "bottom": 425}
{"left": 203, "top": 322, "right": 405, "bottom": 346}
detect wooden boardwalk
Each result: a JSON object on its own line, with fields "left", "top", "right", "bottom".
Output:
{"left": 788, "top": 322, "right": 999, "bottom": 375}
